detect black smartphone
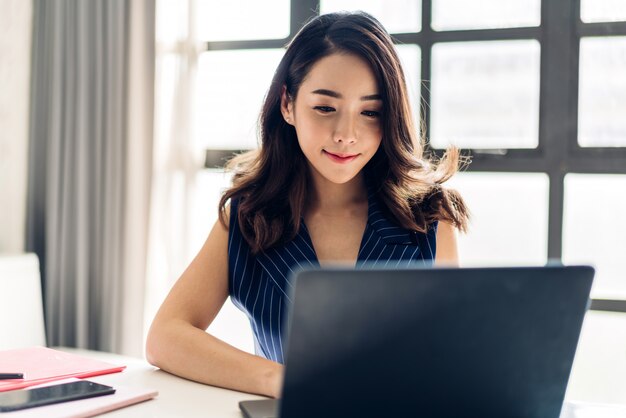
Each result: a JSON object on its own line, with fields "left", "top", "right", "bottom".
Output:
{"left": 0, "top": 380, "right": 115, "bottom": 412}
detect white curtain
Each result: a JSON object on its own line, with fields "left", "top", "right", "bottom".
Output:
{"left": 144, "top": 0, "right": 255, "bottom": 354}
{"left": 143, "top": 0, "right": 206, "bottom": 337}
{"left": 121, "top": 0, "right": 157, "bottom": 356}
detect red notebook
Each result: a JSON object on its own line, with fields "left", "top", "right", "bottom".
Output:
{"left": 0, "top": 346, "right": 125, "bottom": 392}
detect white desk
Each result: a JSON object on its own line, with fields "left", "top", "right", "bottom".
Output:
{"left": 59, "top": 348, "right": 266, "bottom": 418}
{"left": 60, "top": 336, "right": 626, "bottom": 418}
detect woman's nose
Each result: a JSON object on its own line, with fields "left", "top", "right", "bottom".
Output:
{"left": 333, "top": 113, "right": 358, "bottom": 144}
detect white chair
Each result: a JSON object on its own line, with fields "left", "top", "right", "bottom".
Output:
{"left": 0, "top": 253, "right": 47, "bottom": 350}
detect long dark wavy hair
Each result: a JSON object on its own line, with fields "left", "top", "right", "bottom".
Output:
{"left": 219, "top": 11, "right": 469, "bottom": 254}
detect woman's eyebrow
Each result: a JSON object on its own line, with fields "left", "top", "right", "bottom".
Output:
{"left": 311, "top": 89, "right": 382, "bottom": 101}
{"left": 361, "top": 94, "right": 382, "bottom": 101}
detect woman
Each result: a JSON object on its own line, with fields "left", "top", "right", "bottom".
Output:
{"left": 146, "top": 11, "right": 469, "bottom": 399}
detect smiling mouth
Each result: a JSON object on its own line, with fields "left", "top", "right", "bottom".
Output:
{"left": 323, "top": 150, "right": 359, "bottom": 163}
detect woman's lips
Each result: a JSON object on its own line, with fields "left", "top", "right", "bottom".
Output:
{"left": 323, "top": 150, "right": 358, "bottom": 164}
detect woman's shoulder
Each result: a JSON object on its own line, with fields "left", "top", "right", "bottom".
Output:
{"left": 218, "top": 195, "right": 239, "bottom": 233}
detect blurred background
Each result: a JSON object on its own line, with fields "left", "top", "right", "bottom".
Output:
{"left": 1, "top": 0, "right": 625, "bottom": 404}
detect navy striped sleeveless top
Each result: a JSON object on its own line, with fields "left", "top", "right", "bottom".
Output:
{"left": 227, "top": 190, "right": 438, "bottom": 364}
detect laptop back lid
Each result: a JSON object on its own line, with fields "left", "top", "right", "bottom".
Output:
{"left": 278, "top": 265, "right": 594, "bottom": 418}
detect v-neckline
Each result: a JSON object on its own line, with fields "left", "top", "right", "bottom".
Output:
{"left": 299, "top": 194, "right": 374, "bottom": 268}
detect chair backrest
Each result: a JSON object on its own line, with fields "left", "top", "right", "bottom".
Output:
{"left": 0, "top": 253, "right": 47, "bottom": 349}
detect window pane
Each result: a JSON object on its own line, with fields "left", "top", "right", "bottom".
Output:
{"left": 581, "top": 0, "right": 626, "bottom": 23}
{"left": 195, "top": 49, "right": 284, "bottom": 150}
{"left": 578, "top": 37, "right": 626, "bottom": 147}
{"left": 395, "top": 45, "right": 422, "bottom": 134}
{"left": 430, "top": 40, "right": 540, "bottom": 149}
{"left": 196, "top": 0, "right": 290, "bottom": 41}
{"left": 320, "top": 0, "right": 421, "bottom": 33}
{"left": 567, "top": 311, "right": 626, "bottom": 404}
{"left": 563, "top": 174, "right": 626, "bottom": 299}
{"left": 432, "top": 0, "right": 540, "bottom": 31}
{"left": 446, "top": 172, "right": 549, "bottom": 267}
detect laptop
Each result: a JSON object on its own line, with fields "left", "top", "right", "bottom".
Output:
{"left": 240, "top": 265, "right": 594, "bottom": 418}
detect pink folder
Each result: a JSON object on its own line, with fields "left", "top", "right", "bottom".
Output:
{"left": 0, "top": 347, "right": 125, "bottom": 392}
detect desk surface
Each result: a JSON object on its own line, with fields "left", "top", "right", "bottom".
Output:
{"left": 60, "top": 348, "right": 265, "bottom": 418}
{"left": 61, "top": 348, "right": 626, "bottom": 418}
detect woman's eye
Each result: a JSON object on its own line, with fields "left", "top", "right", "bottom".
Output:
{"left": 314, "top": 106, "right": 335, "bottom": 113}
{"left": 362, "top": 110, "right": 380, "bottom": 118}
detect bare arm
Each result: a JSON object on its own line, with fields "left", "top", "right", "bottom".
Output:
{"left": 145, "top": 216, "right": 283, "bottom": 398}
{"left": 434, "top": 221, "right": 459, "bottom": 266}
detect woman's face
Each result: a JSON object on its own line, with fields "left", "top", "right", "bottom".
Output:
{"left": 281, "top": 52, "right": 383, "bottom": 185}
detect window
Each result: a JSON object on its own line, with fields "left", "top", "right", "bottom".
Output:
{"left": 430, "top": 40, "right": 540, "bottom": 149}
{"left": 195, "top": 0, "right": 626, "bottom": 317}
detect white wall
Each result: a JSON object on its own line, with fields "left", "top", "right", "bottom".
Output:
{"left": 0, "top": 0, "right": 32, "bottom": 253}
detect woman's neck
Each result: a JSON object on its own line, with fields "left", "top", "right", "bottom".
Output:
{"left": 306, "top": 169, "right": 368, "bottom": 215}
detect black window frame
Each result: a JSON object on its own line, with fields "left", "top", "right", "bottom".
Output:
{"left": 202, "top": 0, "right": 626, "bottom": 313}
